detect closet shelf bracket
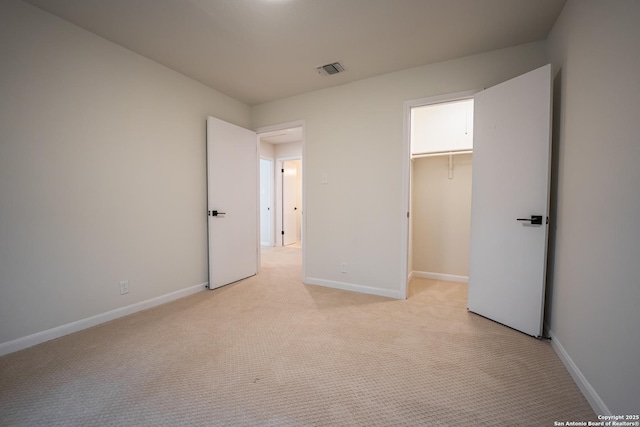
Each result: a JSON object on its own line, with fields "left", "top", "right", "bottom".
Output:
{"left": 411, "top": 149, "right": 473, "bottom": 180}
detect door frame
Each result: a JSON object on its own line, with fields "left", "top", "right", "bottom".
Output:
{"left": 255, "top": 120, "right": 306, "bottom": 277}
{"left": 400, "top": 90, "right": 479, "bottom": 299}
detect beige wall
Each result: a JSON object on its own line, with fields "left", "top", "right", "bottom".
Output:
{"left": 0, "top": 0, "right": 250, "bottom": 345}
{"left": 274, "top": 141, "right": 302, "bottom": 159}
{"left": 412, "top": 154, "right": 472, "bottom": 277}
{"left": 546, "top": 0, "right": 640, "bottom": 414}
{"left": 259, "top": 141, "right": 275, "bottom": 158}
{"left": 252, "top": 42, "right": 548, "bottom": 297}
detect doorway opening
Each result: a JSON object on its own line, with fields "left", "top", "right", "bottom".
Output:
{"left": 402, "top": 91, "right": 477, "bottom": 299}
{"left": 256, "top": 121, "right": 305, "bottom": 274}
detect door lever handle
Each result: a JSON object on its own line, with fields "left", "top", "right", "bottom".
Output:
{"left": 209, "top": 210, "right": 226, "bottom": 217}
{"left": 516, "top": 215, "right": 543, "bottom": 225}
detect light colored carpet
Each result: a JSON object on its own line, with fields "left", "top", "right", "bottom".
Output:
{"left": 0, "top": 246, "right": 595, "bottom": 426}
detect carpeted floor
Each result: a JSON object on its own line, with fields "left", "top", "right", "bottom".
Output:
{"left": 0, "top": 246, "right": 595, "bottom": 426}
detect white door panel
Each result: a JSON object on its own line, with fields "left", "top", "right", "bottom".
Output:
{"left": 282, "top": 161, "right": 297, "bottom": 246}
{"left": 260, "top": 158, "right": 273, "bottom": 246}
{"left": 207, "top": 117, "right": 258, "bottom": 289}
{"left": 468, "top": 64, "right": 552, "bottom": 337}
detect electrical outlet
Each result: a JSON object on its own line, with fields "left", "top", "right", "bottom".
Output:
{"left": 340, "top": 262, "right": 347, "bottom": 273}
{"left": 119, "top": 280, "right": 129, "bottom": 295}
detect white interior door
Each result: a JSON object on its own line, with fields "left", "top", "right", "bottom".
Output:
{"left": 207, "top": 116, "right": 258, "bottom": 290}
{"left": 259, "top": 158, "right": 273, "bottom": 246}
{"left": 282, "top": 160, "right": 298, "bottom": 246}
{"left": 468, "top": 64, "right": 552, "bottom": 337}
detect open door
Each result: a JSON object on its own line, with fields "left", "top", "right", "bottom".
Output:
{"left": 282, "top": 160, "right": 298, "bottom": 246}
{"left": 468, "top": 64, "right": 552, "bottom": 337}
{"left": 207, "top": 116, "right": 258, "bottom": 290}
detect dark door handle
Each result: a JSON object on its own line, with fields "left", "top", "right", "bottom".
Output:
{"left": 517, "top": 215, "right": 543, "bottom": 225}
{"left": 209, "top": 210, "right": 226, "bottom": 217}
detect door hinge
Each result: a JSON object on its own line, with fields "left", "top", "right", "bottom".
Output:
{"left": 281, "top": 231, "right": 284, "bottom": 235}
{"left": 281, "top": 168, "right": 284, "bottom": 173}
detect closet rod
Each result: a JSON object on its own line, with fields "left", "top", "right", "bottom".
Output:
{"left": 412, "top": 149, "right": 473, "bottom": 159}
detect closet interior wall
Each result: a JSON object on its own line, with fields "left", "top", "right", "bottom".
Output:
{"left": 411, "top": 153, "right": 473, "bottom": 281}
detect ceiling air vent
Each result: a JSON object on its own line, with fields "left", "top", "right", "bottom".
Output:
{"left": 316, "top": 62, "right": 345, "bottom": 76}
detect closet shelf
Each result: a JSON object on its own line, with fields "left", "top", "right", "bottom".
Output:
{"left": 412, "top": 149, "right": 473, "bottom": 179}
{"left": 411, "top": 149, "right": 473, "bottom": 159}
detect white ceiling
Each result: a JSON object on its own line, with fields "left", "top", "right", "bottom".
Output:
{"left": 25, "top": 0, "right": 566, "bottom": 106}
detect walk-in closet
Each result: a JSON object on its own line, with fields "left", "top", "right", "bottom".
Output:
{"left": 410, "top": 97, "right": 474, "bottom": 283}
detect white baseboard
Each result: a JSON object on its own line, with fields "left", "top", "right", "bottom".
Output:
{"left": 304, "top": 277, "right": 402, "bottom": 299}
{"left": 548, "top": 328, "right": 610, "bottom": 415}
{"left": 411, "top": 271, "right": 468, "bottom": 283}
{"left": 0, "top": 282, "right": 207, "bottom": 357}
